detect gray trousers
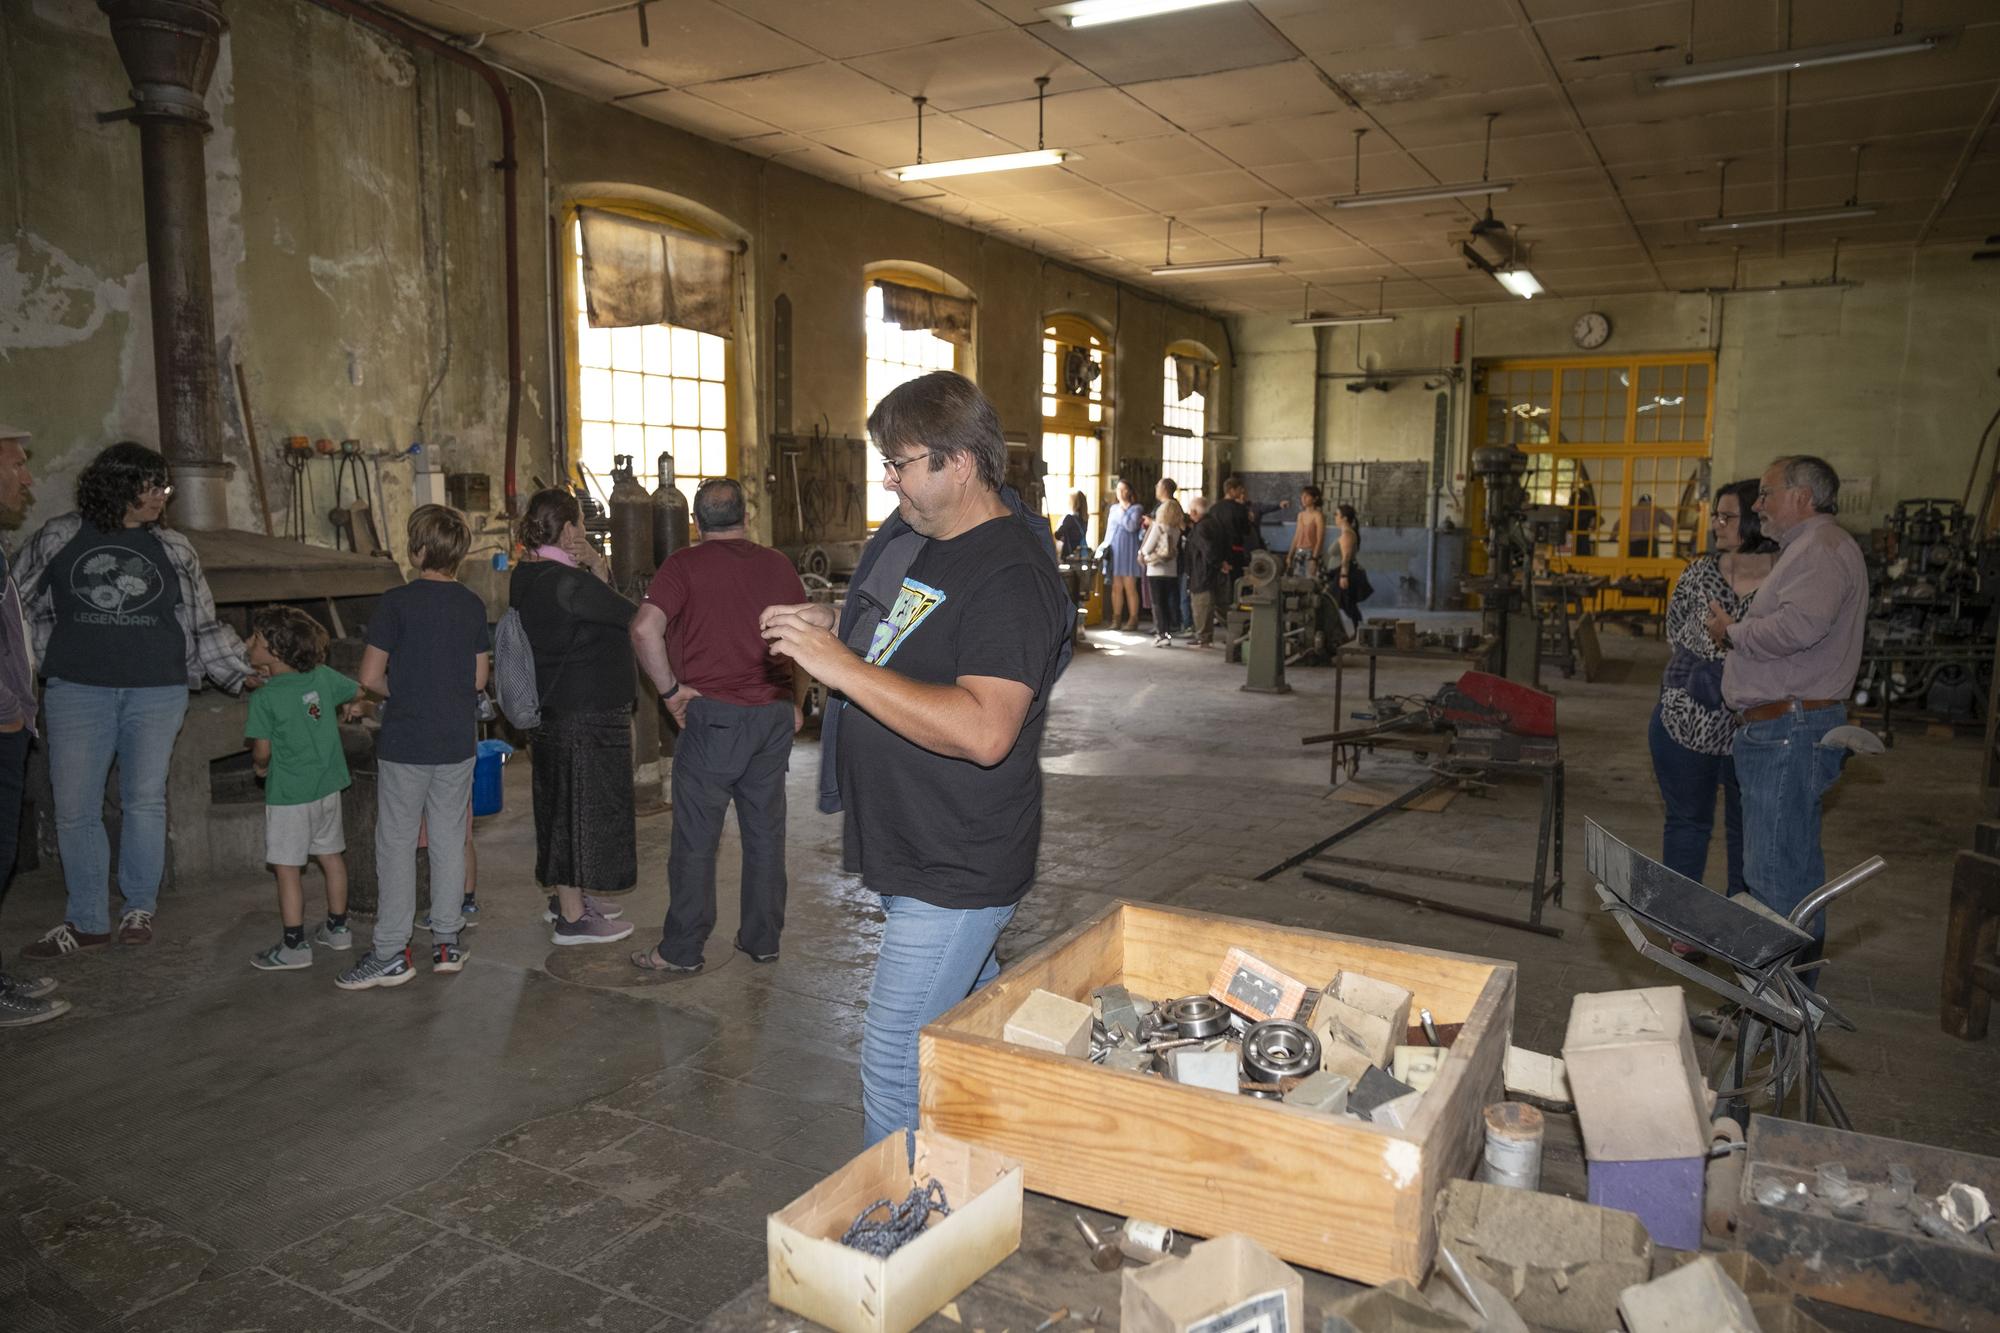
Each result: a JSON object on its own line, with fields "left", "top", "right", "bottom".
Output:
{"left": 374, "top": 758, "right": 475, "bottom": 957}
{"left": 660, "top": 698, "right": 793, "bottom": 966}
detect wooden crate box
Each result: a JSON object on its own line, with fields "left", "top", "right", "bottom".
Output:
{"left": 918, "top": 900, "right": 1515, "bottom": 1285}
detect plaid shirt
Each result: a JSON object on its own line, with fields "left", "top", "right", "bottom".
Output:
{"left": 15, "top": 513, "right": 255, "bottom": 693}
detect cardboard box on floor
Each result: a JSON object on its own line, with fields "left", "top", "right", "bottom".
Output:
{"left": 1561, "top": 986, "right": 1711, "bottom": 1161}
{"left": 767, "top": 1131, "right": 1023, "bottom": 1333}
{"left": 1434, "top": 1180, "right": 1653, "bottom": 1333}
{"left": 1122, "top": 1234, "right": 1304, "bottom": 1333}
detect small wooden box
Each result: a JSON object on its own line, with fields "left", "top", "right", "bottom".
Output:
{"left": 767, "top": 1131, "right": 1024, "bottom": 1333}
{"left": 919, "top": 901, "right": 1515, "bottom": 1284}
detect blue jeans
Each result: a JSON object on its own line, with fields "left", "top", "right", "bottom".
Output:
{"left": 1732, "top": 702, "right": 1848, "bottom": 945}
{"left": 45, "top": 678, "right": 189, "bottom": 934}
{"left": 1647, "top": 705, "right": 1745, "bottom": 896}
{"left": 860, "top": 895, "right": 1017, "bottom": 1147}
{"left": 1178, "top": 573, "right": 1192, "bottom": 631}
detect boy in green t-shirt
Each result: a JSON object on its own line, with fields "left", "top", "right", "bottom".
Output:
{"left": 244, "top": 606, "right": 359, "bottom": 971}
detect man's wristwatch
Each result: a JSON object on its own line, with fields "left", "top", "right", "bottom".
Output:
{"left": 663, "top": 683, "right": 684, "bottom": 702}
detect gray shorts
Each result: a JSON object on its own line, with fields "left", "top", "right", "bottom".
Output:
{"left": 266, "top": 792, "right": 345, "bottom": 866}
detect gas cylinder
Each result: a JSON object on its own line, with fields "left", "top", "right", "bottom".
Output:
{"left": 652, "top": 451, "right": 691, "bottom": 565}
{"left": 608, "top": 454, "right": 655, "bottom": 591}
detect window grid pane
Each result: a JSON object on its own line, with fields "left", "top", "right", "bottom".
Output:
{"left": 1161, "top": 357, "right": 1206, "bottom": 496}
{"left": 866, "top": 281, "right": 966, "bottom": 526}
{"left": 572, "top": 221, "right": 731, "bottom": 507}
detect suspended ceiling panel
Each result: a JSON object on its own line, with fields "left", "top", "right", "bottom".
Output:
{"left": 372, "top": 0, "right": 2000, "bottom": 314}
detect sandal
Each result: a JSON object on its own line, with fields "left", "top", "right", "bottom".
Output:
{"left": 630, "top": 945, "right": 702, "bottom": 975}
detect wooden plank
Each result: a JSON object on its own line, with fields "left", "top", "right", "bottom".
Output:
{"left": 1117, "top": 901, "right": 1501, "bottom": 1025}
{"left": 920, "top": 901, "right": 1515, "bottom": 1285}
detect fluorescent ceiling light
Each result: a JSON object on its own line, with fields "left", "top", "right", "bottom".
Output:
{"left": 1652, "top": 31, "right": 1948, "bottom": 89}
{"left": 1496, "top": 269, "right": 1543, "bottom": 299}
{"left": 1040, "top": 0, "right": 1234, "bottom": 29}
{"left": 1150, "top": 257, "right": 1282, "bottom": 276}
{"left": 1292, "top": 314, "right": 1396, "bottom": 328}
{"left": 1696, "top": 205, "right": 1876, "bottom": 233}
{"left": 1330, "top": 180, "right": 1513, "bottom": 210}
{"left": 885, "top": 149, "right": 1068, "bottom": 182}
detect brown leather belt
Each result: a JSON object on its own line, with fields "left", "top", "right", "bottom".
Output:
{"left": 1738, "top": 698, "right": 1845, "bottom": 724}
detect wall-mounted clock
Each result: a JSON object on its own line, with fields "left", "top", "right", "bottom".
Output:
{"left": 1572, "top": 311, "right": 1612, "bottom": 349}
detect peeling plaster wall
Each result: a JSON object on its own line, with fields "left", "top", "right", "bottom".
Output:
{"left": 1235, "top": 248, "right": 2000, "bottom": 530}
{"left": 2, "top": 0, "right": 1227, "bottom": 560}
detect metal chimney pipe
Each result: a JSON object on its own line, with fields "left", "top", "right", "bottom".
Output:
{"left": 99, "top": 0, "right": 233, "bottom": 530}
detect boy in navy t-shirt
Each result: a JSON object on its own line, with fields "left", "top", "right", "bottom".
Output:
{"left": 336, "top": 505, "right": 489, "bottom": 990}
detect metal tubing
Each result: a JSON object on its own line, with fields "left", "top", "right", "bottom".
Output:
{"left": 1790, "top": 855, "right": 1886, "bottom": 928}
{"left": 1252, "top": 773, "right": 1447, "bottom": 881}
{"left": 100, "top": 0, "right": 230, "bottom": 522}
{"left": 1303, "top": 868, "right": 1565, "bottom": 938}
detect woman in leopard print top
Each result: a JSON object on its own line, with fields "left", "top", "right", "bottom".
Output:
{"left": 1648, "top": 479, "right": 1778, "bottom": 907}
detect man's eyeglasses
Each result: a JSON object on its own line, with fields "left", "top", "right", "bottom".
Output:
{"left": 881, "top": 452, "right": 931, "bottom": 478}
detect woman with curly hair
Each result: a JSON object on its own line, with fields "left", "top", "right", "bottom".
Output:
{"left": 15, "top": 441, "right": 259, "bottom": 959}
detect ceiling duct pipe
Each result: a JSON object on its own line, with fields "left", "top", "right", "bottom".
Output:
{"left": 98, "top": 0, "right": 233, "bottom": 529}
{"left": 306, "top": 0, "right": 523, "bottom": 515}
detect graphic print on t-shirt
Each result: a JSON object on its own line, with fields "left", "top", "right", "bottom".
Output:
{"left": 302, "top": 689, "right": 323, "bottom": 722}
{"left": 864, "top": 578, "right": 946, "bottom": 667}
{"left": 70, "top": 546, "right": 167, "bottom": 624}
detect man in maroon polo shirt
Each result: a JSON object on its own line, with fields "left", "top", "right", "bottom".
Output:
{"left": 629, "top": 477, "right": 809, "bottom": 972}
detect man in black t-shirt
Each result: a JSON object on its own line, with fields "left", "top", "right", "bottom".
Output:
{"left": 761, "top": 372, "right": 1071, "bottom": 1148}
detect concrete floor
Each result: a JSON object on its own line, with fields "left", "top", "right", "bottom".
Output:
{"left": 2, "top": 625, "right": 1996, "bottom": 1331}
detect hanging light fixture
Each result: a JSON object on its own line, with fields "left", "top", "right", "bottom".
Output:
{"left": 1326, "top": 120, "right": 1514, "bottom": 209}
{"left": 1291, "top": 278, "right": 1395, "bottom": 327}
{"left": 1695, "top": 146, "right": 1878, "bottom": 232}
{"left": 1653, "top": 31, "right": 1948, "bottom": 89}
{"left": 1151, "top": 207, "right": 1283, "bottom": 276}
{"left": 884, "top": 78, "right": 1070, "bottom": 182}
{"left": 1039, "top": 0, "right": 1235, "bottom": 29}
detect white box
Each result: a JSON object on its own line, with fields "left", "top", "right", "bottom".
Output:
{"left": 1562, "top": 987, "right": 1711, "bottom": 1162}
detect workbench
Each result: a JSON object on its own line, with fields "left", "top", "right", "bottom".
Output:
{"left": 1330, "top": 640, "right": 1493, "bottom": 783}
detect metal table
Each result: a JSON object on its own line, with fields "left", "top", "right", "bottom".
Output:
{"left": 1329, "top": 640, "right": 1493, "bottom": 783}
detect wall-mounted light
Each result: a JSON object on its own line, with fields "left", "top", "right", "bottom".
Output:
{"left": 884, "top": 79, "right": 1069, "bottom": 182}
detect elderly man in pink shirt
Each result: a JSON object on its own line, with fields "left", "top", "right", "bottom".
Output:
{"left": 1702, "top": 454, "right": 1867, "bottom": 972}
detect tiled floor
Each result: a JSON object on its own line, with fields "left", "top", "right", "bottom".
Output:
{"left": 2, "top": 625, "right": 1995, "bottom": 1330}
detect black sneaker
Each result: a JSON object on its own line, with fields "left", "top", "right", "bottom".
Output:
{"left": 0, "top": 973, "right": 58, "bottom": 1001}
{"left": 734, "top": 936, "right": 779, "bottom": 964}
{"left": 0, "top": 986, "right": 70, "bottom": 1027}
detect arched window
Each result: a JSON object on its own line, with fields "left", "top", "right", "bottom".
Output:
{"left": 1042, "top": 315, "right": 1108, "bottom": 543}
{"left": 1162, "top": 345, "right": 1213, "bottom": 498}
{"left": 567, "top": 203, "right": 734, "bottom": 507}
{"left": 864, "top": 267, "right": 971, "bottom": 526}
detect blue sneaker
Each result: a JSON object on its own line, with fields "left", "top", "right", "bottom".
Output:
{"left": 335, "top": 949, "right": 415, "bottom": 991}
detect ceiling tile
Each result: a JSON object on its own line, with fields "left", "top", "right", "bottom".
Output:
{"left": 1026, "top": 9, "right": 1298, "bottom": 84}
{"left": 1589, "top": 109, "right": 1770, "bottom": 166}
{"left": 1001, "top": 184, "right": 1163, "bottom": 227}
{"left": 847, "top": 29, "right": 1101, "bottom": 112}
{"left": 713, "top": 0, "right": 1010, "bottom": 59}
{"left": 1413, "top": 131, "right": 1599, "bottom": 180}
{"left": 1261, "top": 0, "right": 1519, "bottom": 52}
{"left": 1531, "top": 4, "right": 1690, "bottom": 72}
{"left": 1126, "top": 61, "right": 1349, "bottom": 133}
{"left": 685, "top": 62, "right": 915, "bottom": 132}
{"left": 362, "top": 0, "right": 486, "bottom": 36}
{"left": 1566, "top": 69, "right": 1776, "bottom": 131}
{"left": 1114, "top": 169, "right": 1270, "bottom": 213}
{"left": 765, "top": 141, "right": 881, "bottom": 184}
{"left": 1788, "top": 84, "right": 2000, "bottom": 147}
{"left": 1320, "top": 28, "right": 1548, "bottom": 105}
{"left": 478, "top": 32, "right": 662, "bottom": 101}
{"left": 814, "top": 114, "right": 1011, "bottom": 167}
{"left": 1361, "top": 85, "right": 1574, "bottom": 150}
{"left": 617, "top": 90, "right": 781, "bottom": 141}
{"left": 1196, "top": 110, "right": 1373, "bottom": 170}
{"left": 1060, "top": 135, "right": 1233, "bottom": 187}
{"left": 954, "top": 88, "right": 1179, "bottom": 149}
{"left": 540, "top": 2, "right": 818, "bottom": 86}
{"left": 444, "top": 0, "right": 611, "bottom": 29}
